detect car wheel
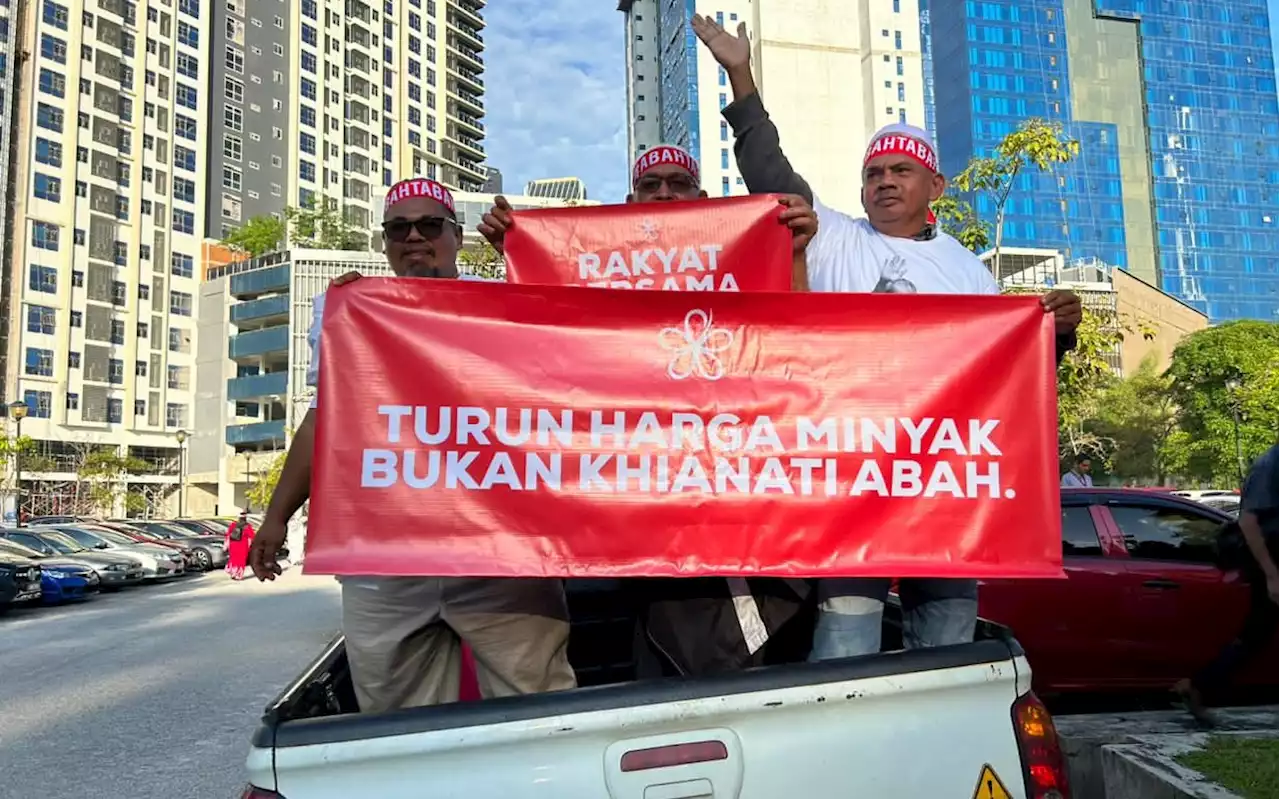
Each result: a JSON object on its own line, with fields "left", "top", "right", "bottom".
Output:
{"left": 194, "top": 548, "right": 213, "bottom": 570}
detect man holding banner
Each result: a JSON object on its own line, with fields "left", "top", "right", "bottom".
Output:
{"left": 249, "top": 178, "right": 577, "bottom": 712}
{"left": 692, "top": 14, "right": 1083, "bottom": 660}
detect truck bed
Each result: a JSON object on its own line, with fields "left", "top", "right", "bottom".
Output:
{"left": 250, "top": 580, "right": 1043, "bottom": 798}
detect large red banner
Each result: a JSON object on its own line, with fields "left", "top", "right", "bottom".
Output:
{"left": 502, "top": 195, "right": 793, "bottom": 292}
{"left": 306, "top": 279, "right": 1062, "bottom": 578}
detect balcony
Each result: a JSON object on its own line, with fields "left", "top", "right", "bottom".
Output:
{"left": 448, "top": 15, "right": 485, "bottom": 50}
{"left": 227, "top": 372, "right": 289, "bottom": 401}
{"left": 449, "top": 37, "right": 483, "bottom": 69}
{"left": 229, "top": 294, "right": 290, "bottom": 327}
{"left": 226, "top": 420, "right": 287, "bottom": 446}
{"left": 228, "top": 325, "right": 290, "bottom": 359}
{"left": 451, "top": 88, "right": 485, "bottom": 115}
{"left": 457, "top": 158, "right": 485, "bottom": 178}
{"left": 450, "top": 0, "right": 484, "bottom": 26}
{"left": 448, "top": 61, "right": 484, "bottom": 91}
{"left": 452, "top": 110, "right": 485, "bottom": 133}
{"left": 449, "top": 130, "right": 485, "bottom": 157}
{"left": 230, "top": 265, "right": 291, "bottom": 299}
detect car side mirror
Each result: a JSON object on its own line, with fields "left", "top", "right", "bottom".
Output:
{"left": 96, "top": 542, "right": 110, "bottom": 549}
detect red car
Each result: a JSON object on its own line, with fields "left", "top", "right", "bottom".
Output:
{"left": 980, "top": 488, "right": 1277, "bottom": 695}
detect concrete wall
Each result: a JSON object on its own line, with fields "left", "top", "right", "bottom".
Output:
{"left": 1114, "top": 268, "right": 1209, "bottom": 375}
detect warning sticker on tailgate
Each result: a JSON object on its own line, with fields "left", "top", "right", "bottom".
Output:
{"left": 971, "top": 764, "right": 1012, "bottom": 799}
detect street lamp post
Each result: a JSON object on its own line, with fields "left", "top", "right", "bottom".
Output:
{"left": 242, "top": 451, "right": 254, "bottom": 511}
{"left": 1225, "top": 378, "right": 1244, "bottom": 483}
{"left": 8, "top": 400, "right": 29, "bottom": 527}
{"left": 175, "top": 429, "right": 188, "bottom": 518}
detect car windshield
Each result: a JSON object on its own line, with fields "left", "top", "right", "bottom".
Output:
{"left": 0, "top": 539, "right": 43, "bottom": 559}
{"left": 143, "top": 522, "right": 198, "bottom": 538}
{"left": 35, "top": 531, "right": 89, "bottom": 554}
{"left": 78, "top": 527, "right": 144, "bottom": 546}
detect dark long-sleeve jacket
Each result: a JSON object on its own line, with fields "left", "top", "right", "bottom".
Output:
{"left": 720, "top": 91, "right": 1078, "bottom": 363}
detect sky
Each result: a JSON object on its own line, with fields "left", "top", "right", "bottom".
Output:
{"left": 483, "top": 0, "right": 629, "bottom": 203}
{"left": 483, "top": 1, "right": 1280, "bottom": 205}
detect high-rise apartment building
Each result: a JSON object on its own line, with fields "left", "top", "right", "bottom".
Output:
{"left": 926, "top": 0, "right": 1278, "bottom": 322}
{"left": 209, "top": 0, "right": 488, "bottom": 248}
{"left": 621, "top": 0, "right": 926, "bottom": 210}
{"left": 524, "top": 176, "right": 588, "bottom": 202}
{"left": 2, "top": 0, "right": 211, "bottom": 514}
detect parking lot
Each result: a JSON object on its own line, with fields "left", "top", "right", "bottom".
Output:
{"left": 0, "top": 569, "right": 340, "bottom": 799}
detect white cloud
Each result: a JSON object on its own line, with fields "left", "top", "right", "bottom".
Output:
{"left": 483, "top": 0, "right": 629, "bottom": 203}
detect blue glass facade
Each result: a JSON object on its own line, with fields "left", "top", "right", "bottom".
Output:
{"left": 657, "top": 0, "right": 700, "bottom": 162}
{"left": 926, "top": 0, "right": 1278, "bottom": 322}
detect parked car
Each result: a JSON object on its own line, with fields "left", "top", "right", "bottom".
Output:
{"left": 979, "top": 488, "right": 1277, "bottom": 695}
{"left": 0, "top": 529, "right": 145, "bottom": 589}
{"left": 0, "top": 550, "right": 42, "bottom": 611}
{"left": 31, "top": 525, "right": 185, "bottom": 580}
{"left": 1199, "top": 497, "right": 1241, "bottom": 517}
{"left": 85, "top": 521, "right": 201, "bottom": 569}
{"left": 1170, "top": 489, "right": 1239, "bottom": 501}
{"left": 105, "top": 520, "right": 228, "bottom": 570}
{"left": 169, "top": 518, "right": 232, "bottom": 537}
{"left": 26, "top": 515, "right": 99, "bottom": 526}
{"left": 0, "top": 539, "right": 99, "bottom": 604}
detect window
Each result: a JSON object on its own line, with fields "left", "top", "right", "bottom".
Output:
{"left": 222, "top": 166, "right": 242, "bottom": 191}
{"left": 177, "top": 21, "right": 198, "bottom": 47}
{"left": 23, "top": 391, "right": 52, "bottom": 419}
{"left": 224, "top": 104, "right": 243, "bottom": 131}
{"left": 40, "top": 34, "right": 67, "bottom": 64}
{"left": 302, "top": 51, "right": 316, "bottom": 73}
{"left": 35, "top": 138, "right": 62, "bottom": 167}
{"left": 27, "top": 305, "right": 56, "bottom": 334}
{"left": 25, "top": 348, "right": 54, "bottom": 377}
{"left": 43, "top": 0, "right": 69, "bottom": 29}
{"left": 173, "top": 177, "right": 196, "bottom": 203}
{"left": 171, "top": 253, "right": 194, "bottom": 278}
{"left": 29, "top": 265, "right": 57, "bottom": 293}
{"left": 300, "top": 132, "right": 316, "bottom": 154}
{"left": 36, "top": 103, "right": 63, "bottom": 133}
{"left": 225, "top": 46, "right": 244, "bottom": 73}
{"left": 893, "top": 0, "right": 900, "bottom": 10}
{"left": 894, "top": 30, "right": 902, "bottom": 49}
{"left": 136, "top": 360, "right": 147, "bottom": 376}
{"left": 300, "top": 106, "right": 315, "bottom": 127}
{"left": 223, "top": 134, "right": 242, "bottom": 161}
{"left": 174, "top": 146, "right": 196, "bottom": 172}
{"left": 300, "top": 77, "right": 316, "bottom": 100}
{"left": 38, "top": 68, "right": 65, "bottom": 98}
{"left": 176, "top": 84, "right": 198, "bottom": 109}
{"left": 175, "top": 114, "right": 198, "bottom": 141}
{"left": 721, "top": 177, "right": 730, "bottom": 196}
{"left": 108, "top": 398, "right": 123, "bottom": 423}
{"left": 179, "top": 0, "right": 199, "bottom": 17}
{"left": 110, "top": 319, "right": 126, "bottom": 344}
{"left": 32, "top": 221, "right": 60, "bottom": 251}
{"left": 721, "top": 149, "right": 730, "bottom": 170}
{"left": 172, "top": 209, "right": 195, "bottom": 234}
{"left": 138, "top": 284, "right": 149, "bottom": 300}
{"left": 896, "top": 56, "right": 904, "bottom": 76}
{"left": 67, "top": 392, "right": 80, "bottom": 410}
{"left": 70, "top": 310, "right": 81, "bottom": 327}
{"left": 299, "top": 161, "right": 315, "bottom": 182}
{"left": 106, "top": 358, "right": 124, "bottom": 385}
{"left": 69, "top": 352, "right": 81, "bottom": 369}
{"left": 1061, "top": 506, "right": 1103, "bottom": 556}
{"left": 33, "top": 174, "right": 61, "bottom": 202}
{"left": 166, "top": 403, "right": 187, "bottom": 428}
{"left": 170, "top": 291, "right": 193, "bottom": 316}
{"left": 1110, "top": 505, "right": 1220, "bottom": 564}
{"left": 111, "top": 281, "right": 127, "bottom": 306}
{"left": 302, "top": 24, "right": 317, "bottom": 45}
{"left": 177, "top": 53, "right": 198, "bottom": 79}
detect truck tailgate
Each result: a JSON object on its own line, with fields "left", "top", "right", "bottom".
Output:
{"left": 254, "top": 641, "right": 1033, "bottom": 798}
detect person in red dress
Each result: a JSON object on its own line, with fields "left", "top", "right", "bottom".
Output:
{"left": 225, "top": 511, "right": 254, "bottom": 580}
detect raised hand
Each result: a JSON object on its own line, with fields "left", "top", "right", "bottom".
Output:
{"left": 691, "top": 14, "right": 750, "bottom": 71}
{"left": 477, "top": 195, "right": 514, "bottom": 254}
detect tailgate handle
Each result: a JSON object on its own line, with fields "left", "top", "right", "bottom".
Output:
{"left": 621, "top": 741, "right": 728, "bottom": 772}
{"left": 1142, "top": 579, "right": 1179, "bottom": 590}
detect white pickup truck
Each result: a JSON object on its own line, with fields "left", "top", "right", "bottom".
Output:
{"left": 242, "top": 579, "right": 1070, "bottom": 799}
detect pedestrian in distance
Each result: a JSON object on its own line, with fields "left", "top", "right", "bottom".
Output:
{"left": 225, "top": 510, "right": 255, "bottom": 581}
{"left": 1061, "top": 453, "right": 1094, "bottom": 487}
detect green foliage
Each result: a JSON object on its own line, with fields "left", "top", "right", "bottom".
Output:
{"left": 458, "top": 241, "right": 505, "bottom": 281}
{"left": 245, "top": 451, "right": 287, "bottom": 511}
{"left": 77, "top": 451, "right": 150, "bottom": 514}
{"left": 1086, "top": 355, "right": 1177, "bottom": 483}
{"left": 952, "top": 118, "right": 1081, "bottom": 273}
{"left": 286, "top": 194, "right": 367, "bottom": 251}
{"left": 1160, "top": 321, "right": 1279, "bottom": 485}
{"left": 220, "top": 215, "right": 286, "bottom": 257}
{"left": 931, "top": 192, "right": 990, "bottom": 253}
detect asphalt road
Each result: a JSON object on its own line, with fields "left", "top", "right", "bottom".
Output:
{"left": 0, "top": 568, "right": 341, "bottom": 799}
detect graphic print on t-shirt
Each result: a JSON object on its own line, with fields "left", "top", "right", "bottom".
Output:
{"left": 873, "top": 254, "right": 919, "bottom": 294}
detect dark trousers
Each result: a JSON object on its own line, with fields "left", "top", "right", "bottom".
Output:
{"left": 1192, "top": 560, "right": 1278, "bottom": 694}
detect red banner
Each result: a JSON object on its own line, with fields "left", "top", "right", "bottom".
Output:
{"left": 502, "top": 195, "right": 793, "bottom": 292}
{"left": 306, "top": 280, "right": 1063, "bottom": 579}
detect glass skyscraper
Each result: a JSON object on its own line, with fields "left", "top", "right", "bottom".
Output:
{"left": 926, "top": 0, "right": 1278, "bottom": 322}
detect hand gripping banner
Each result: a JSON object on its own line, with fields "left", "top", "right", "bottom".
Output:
{"left": 502, "top": 195, "right": 793, "bottom": 292}
{"left": 306, "top": 279, "right": 1063, "bottom": 579}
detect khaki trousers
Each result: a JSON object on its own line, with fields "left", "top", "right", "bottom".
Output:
{"left": 340, "top": 577, "right": 577, "bottom": 713}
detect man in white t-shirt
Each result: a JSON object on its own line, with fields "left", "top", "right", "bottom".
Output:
{"left": 693, "top": 14, "right": 1083, "bottom": 660}
{"left": 248, "top": 177, "right": 576, "bottom": 712}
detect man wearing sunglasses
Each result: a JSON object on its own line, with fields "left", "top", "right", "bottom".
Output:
{"left": 250, "top": 177, "right": 577, "bottom": 713}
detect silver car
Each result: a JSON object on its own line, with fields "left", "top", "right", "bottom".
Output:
{"left": 38, "top": 525, "right": 186, "bottom": 580}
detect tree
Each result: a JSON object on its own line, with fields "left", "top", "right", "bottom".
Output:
{"left": 952, "top": 118, "right": 1081, "bottom": 277}
{"left": 1087, "top": 355, "right": 1177, "bottom": 484}
{"left": 1161, "top": 321, "right": 1280, "bottom": 486}
{"left": 931, "top": 192, "right": 989, "bottom": 253}
{"left": 77, "top": 451, "right": 150, "bottom": 516}
{"left": 458, "top": 241, "right": 505, "bottom": 281}
{"left": 220, "top": 214, "right": 286, "bottom": 258}
{"left": 245, "top": 450, "right": 287, "bottom": 511}
{"left": 286, "top": 193, "right": 367, "bottom": 251}
{"left": 1054, "top": 305, "right": 1124, "bottom": 464}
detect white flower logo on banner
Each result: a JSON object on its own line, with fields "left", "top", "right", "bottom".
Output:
{"left": 660, "top": 309, "right": 734, "bottom": 381}
{"left": 639, "top": 217, "right": 660, "bottom": 242}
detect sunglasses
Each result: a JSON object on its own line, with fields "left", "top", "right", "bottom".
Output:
{"left": 634, "top": 174, "right": 699, "bottom": 194}
{"left": 382, "top": 215, "right": 457, "bottom": 242}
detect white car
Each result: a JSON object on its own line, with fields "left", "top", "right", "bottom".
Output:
{"left": 38, "top": 525, "right": 185, "bottom": 580}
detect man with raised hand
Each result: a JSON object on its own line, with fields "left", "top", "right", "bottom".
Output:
{"left": 478, "top": 144, "right": 816, "bottom": 290}
{"left": 692, "top": 15, "right": 1083, "bottom": 661}
{"left": 249, "top": 177, "right": 577, "bottom": 712}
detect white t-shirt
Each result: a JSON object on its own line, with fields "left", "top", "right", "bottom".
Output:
{"left": 806, "top": 197, "right": 999, "bottom": 296}
{"left": 306, "top": 274, "right": 493, "bottom": 409}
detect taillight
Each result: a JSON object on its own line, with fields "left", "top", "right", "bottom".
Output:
{"left": 240, "top": 786, "right": 283, "bottom": 799}
{"left": 1011, "top": 692, "right": 1069, "bottom": 799}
